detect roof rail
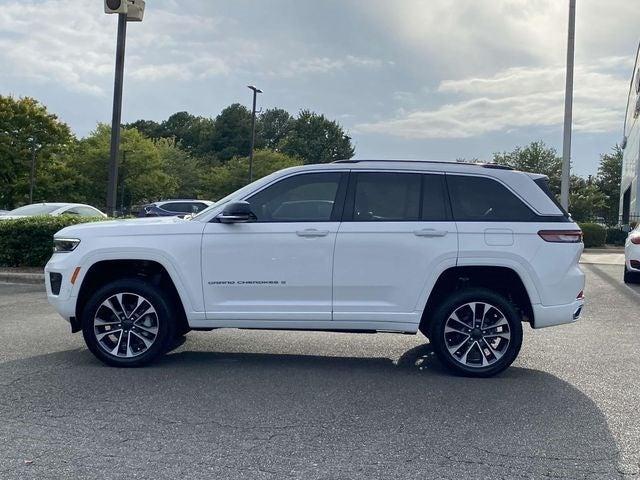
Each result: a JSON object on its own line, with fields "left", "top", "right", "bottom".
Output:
{"left": 331, "top": 159, "right": 513, "bottom": 170}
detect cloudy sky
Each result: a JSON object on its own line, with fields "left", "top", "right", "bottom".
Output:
{"left": 1, "top": 0, "right": 638, "bottom": 175}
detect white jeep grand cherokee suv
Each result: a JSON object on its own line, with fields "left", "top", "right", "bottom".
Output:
{"left": 45, "top": 160, "right": 585, "bottom": 377}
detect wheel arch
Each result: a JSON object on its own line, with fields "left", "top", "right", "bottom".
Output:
{"left": 75, "top": 259, "right": 189, "bottom": 335}
{"left": 419, "top": 265, "right": 535, "bottom": 337}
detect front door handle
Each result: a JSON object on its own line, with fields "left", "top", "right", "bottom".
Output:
{"left": 414, "top": 228, "right": 447, "bottom": 237}
{"left": 296, "top": 229, "right": 329, "bottom": 237}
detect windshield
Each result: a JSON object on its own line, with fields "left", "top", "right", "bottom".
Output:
{"left": 9, "top": 204, "right": 60, "bottom": 215}
{"left": 191, "top": 171, "right": 285, "bottom": 220}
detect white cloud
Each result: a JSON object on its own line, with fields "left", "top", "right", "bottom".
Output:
{"left": 274, "top": 55, "right": 387, "bottom": 78}
{"left": 355, "top": 58, "right": 631, "bottom": 139}
{"left": 0, "top": 1, "right": 113, "bottom": 95}
{"left": 0, "top": 0, "right": 240, "bottom": 94}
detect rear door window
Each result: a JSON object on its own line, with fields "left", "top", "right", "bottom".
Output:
{"left": 352, "top": 172, "right": 421, "bottom": 221}
{"left": 161, "top": 202, "right": 192, "bottom": 213}
{"left": 447, "top": 175, "right": 535, "bottom": 222}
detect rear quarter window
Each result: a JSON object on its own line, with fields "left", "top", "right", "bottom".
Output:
{"left": 447, "top": 175, "right": 535, "bottom": 222}
{"left": 533, "top": 177, "right": 569, "bottom": 217}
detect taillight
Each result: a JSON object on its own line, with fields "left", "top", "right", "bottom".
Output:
{"left": 630, "top": 234, "right": 640, "bottom": 245}
{"left": 538, "top": 230, "right": 583, "bottom": 243}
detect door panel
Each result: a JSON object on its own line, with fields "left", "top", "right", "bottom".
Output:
{"left": 332, "top": 221, "right": 457, "bottom": 323}
{"left": 332, "top": 172, "right": 457, "bottom": 324}
{"left": 201, "top": 171, "right": 347, "bottom": 321}
{"left": 202, "top": 221, "right": 338, "bottom": 320}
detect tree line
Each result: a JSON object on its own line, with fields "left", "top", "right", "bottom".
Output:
{"left": 0, "top": 95, "right": 623, "bottom": 224}
{"left": 0, "top": 96, "right": 354, "bottom": 211}
{"left": 491, "top": 141, "right": 622, "bottom": 225}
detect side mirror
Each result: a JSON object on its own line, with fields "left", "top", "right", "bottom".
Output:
{"left": 217, "top": 201, "right": 255, "bottom": 223}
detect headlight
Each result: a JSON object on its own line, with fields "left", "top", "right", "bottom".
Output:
{"left": 53, "top": 238, "right": 81, "bottom": 253}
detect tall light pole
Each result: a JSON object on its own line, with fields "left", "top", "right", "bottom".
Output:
{"left": 247, "top": 85, "right": 262, "bottom": 183}
{"left": 29, "top": 144, "right": 37, "bottom": 204}
{"left": 104, "top": 0, "right": 145, "bottom": 216}
{"left": 120, "top": 150, "right": 127, "bottom": 215}
{"left": 106, "top": 12, "right": 127, "bottom": 216}
{"left": 27, "top": 132, "right": 42, "bottom": 204}
{"left": 560, "top": 0, "right": 576, "bottom": 211}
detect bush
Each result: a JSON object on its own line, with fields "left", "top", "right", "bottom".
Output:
{"left": 0, "top": 215, "right": 106, "bottom": 268}
{"left": 605, "top": 228, "right": 627, "bottom": 246}
{"left": 579, "top": 223, "right": 607, "bottom": 248}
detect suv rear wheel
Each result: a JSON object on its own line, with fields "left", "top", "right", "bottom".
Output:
{"left": 81, "top": 278, "right": 176, "bottom": 367}
{"left": 429, "top": 288, "right": 523, "bottom": 377}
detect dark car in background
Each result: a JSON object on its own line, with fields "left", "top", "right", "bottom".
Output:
{"left": 138, "top": 200, "right": 213, "bottom": 218}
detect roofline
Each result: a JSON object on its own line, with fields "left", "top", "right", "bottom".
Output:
{"left": 332, "top": 159, "right": 513, "bottom": 170}
{"left": 622, "top": 40, "right": 640, "bottom": 138}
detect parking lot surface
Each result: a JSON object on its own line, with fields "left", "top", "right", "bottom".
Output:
{"left": 0, "top": 263, "right": 639, "bottom": 479}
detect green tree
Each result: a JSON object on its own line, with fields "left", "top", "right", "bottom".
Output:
{"left": 211, "top": 104, "right": 253, "bottom": 162}
{"left": 0, "top": 96, "right": 74, "bottom": 208}
{"left": 493, "top": 141, "right": 562, "bottom": 195}
{"left": 201, "top": 149, "right": 302, "bottom": 200}
{"left": 161, "top": 112, "right": 215, "bottom": 156}
{"left": 126, "top": 113, "right": 216, "bottom": 159}
{"left": 70, "top": 125, "right": 177, "bottom": 210}
{"left": 257, "top": 108, "right": 294, "bottom": 150}
{"left": 124, "top": 119, "right": 163, "bottom": 139}
{"left": 156, "top": 137, "right": 204, "bottom": 199}
{"left": 596, "top": 145, "right": 622, "bottom": 225}
{"left": 568, "top": 176, "right": 607, "bottom": 223}
{"left": 280, "top": 110, "right": 355, "bottom": 164}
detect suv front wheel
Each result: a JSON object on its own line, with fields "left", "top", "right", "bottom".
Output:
{"left": 81, "top": 278, "right": 176, "bottom": 367}
{"left": 429, "top": 288, "right": 523, "bottom": 377}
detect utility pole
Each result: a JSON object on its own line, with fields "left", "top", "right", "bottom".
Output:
{"left": 107, "top": 13, "right": 127, "bottom": 216}
{"left": 120, "top": 150, "right": 127, "bottom": 215}
{"left": 560, "top": 0, "right": 576, "bottom": 211}
{"left": 29, "top": 145, "right": 37, "bottom": 204}
{"left": 247, "top": 85, "right": 262, "bottom": 183}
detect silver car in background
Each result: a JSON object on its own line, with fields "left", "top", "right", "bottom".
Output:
{"left": 0, "top": 203, "right": 107, "bottom": 220}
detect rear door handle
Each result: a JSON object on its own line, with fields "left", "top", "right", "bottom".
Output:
{"left": 296, "top": 229, "right": 329, "bottom": 237}
{"left": 414, "top": 228, "right": 447, "bottom": 237}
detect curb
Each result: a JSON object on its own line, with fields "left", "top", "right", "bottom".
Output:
{"left": 0, "top": 272, "right": 45, "bottom": 285}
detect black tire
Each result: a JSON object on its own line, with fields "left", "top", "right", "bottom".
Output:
{"left": 81, "top": 278, "right": 177, "bottom": 367}
{"left": 429, "top": 288, "right": 523, "bottom": 377}
{"left": 624, "top": 266, "right": 638, "bottom": 284}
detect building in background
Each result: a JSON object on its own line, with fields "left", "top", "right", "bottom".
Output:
{"left": 620, "top": 43, "right": 640, "bottom": 225}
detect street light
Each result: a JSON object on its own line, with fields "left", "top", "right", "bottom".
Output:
{"left": 247, "top": 85, "right": 263, "bottom": 183}
{"left": 27, "top": 131, "right": 43, "bottom": 204}
{"left": 104, "top": 0, "right": 145, "bottom": 216}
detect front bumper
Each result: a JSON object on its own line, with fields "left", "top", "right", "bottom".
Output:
{"left": 44, "top": 253, "right": 80, "bottom": 323}
{"left": 531, "top": 299, "right": 584, "bottom": 329}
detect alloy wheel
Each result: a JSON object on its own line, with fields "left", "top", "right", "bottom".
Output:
{"left": 93, "top": 292, "right": 159, "bottom": 358}
{"left": 443, "top": 301, "right": 511, "bottom": 368}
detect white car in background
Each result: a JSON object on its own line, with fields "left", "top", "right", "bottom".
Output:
{"left": 624, "top": 226, "right": 640, "bottom": 283}
{"left": 0, "top": 203, "right": 107, "bottom": 220}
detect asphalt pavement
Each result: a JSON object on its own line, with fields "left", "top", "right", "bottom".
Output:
{"left": 0, "top": 262, "right": 638, "bottom": 479}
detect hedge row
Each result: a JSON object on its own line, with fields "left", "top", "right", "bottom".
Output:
{"left": 0, "top": 215, "right": 107, "bottom": 268}
{"left": 605, "top": 228, "right": 628, "bottom": 247}
{"left": 578, "top": 223, "right": 607, "bottom": 248}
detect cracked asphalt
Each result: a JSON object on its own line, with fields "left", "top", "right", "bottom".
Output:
{"left": 0, "top": 263, "right": 639, "bottom": 479}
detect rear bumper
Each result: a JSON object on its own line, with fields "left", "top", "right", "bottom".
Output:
{"left": 532, "top": 299, "right": 584, "bottom": 329}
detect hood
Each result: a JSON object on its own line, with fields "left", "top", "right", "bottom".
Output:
{"left": 55, "top": 216, "right": 191, "bottom": 238}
